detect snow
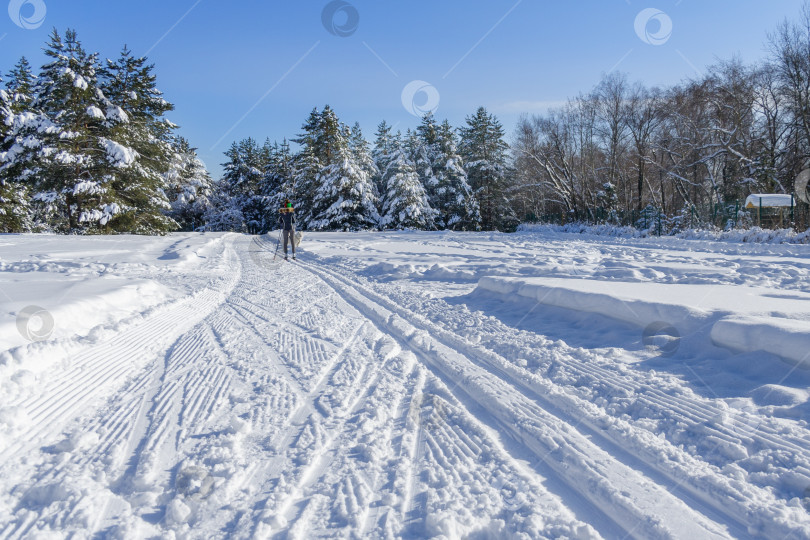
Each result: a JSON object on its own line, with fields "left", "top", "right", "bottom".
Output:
{"left": 520, "top": 221, "right": 810, "bottom": 244}
{"left": 745, "top": 194, "right": 795, "bottom": 208}
{"left": 476, "top": 277, "right": 810, "bottom": 365}
{"left": 101, "top": 138, "right": 138, "bottom": 168}
{"left": 1, "top": 229, "right": 810, "bottom": 538}
{"left": 86, "top": 106, "right": 105, "bottom": 120}
{"left": 105, "top": 106, "right": 129, "bottom": 124}
{"left": 73, "top": 180, "right": 104, "bottom": 196}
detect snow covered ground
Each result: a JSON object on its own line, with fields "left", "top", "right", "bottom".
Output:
{"left": 1, "top": 229, "right": 810, "bottom": 539}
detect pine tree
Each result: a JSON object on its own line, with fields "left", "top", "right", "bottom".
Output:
{"left": 5, "top": 57, "right": 34, "bottom": 114}
{"left": 0, "top": 77, "right": 31, "bottom": 232}
{"left": 164, "top": 137, "right": 213, "bottom": 231}
{"left": 0, "top": 30, "right": 212, "bottom": 235}
{"left": 99, "top": 45, "right": 177, "bottom": 233}
{"left": 24, "top": 29, "right": 131, "bottom": 232}
{"left": 1, "top": 50, "right": 58, "bottom": 230}
{"left": 380, "top": 145, "right": 433, "bottom": 230}
{"left": 458, "top": 107, "right": 514, "bottom": 230}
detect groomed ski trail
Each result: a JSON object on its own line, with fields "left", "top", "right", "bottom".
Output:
{"left": 4, "top": 232, "right": 809, "bottom": 538}
{"left": 0, "top": 236, "right": 593, "bottom": 539}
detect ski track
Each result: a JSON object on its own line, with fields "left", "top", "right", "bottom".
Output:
{"left": 296, "top": 255, "right": 810, "bottom": 539}
{"left": 2, "top": 232, "right": 809, "bottom": 539}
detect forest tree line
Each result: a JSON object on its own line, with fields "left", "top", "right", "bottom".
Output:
{"left": 213, "top": 5, "right": 810, "bottom": 234}
{"left": 208, "top": 106, "right": 513, "bottom": 233}
{"left": 4, "top": 3, "right": 810, "bottom": 236}
{"left": 510, "top": 4, "right": 810, "bottom": 229}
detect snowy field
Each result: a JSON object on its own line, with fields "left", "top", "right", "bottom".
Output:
{"left": 1, "top": 230, "right": 810, "bottom": 539}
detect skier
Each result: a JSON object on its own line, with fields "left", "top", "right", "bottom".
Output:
{"left": 278, "top": 200, "right": 296, "bottom": 261}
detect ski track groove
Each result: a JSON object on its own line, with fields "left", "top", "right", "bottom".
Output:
{"left": 254, "top": 236, "right": 605, "bottom": 539}
{"left": 423, "top": 288, "right": 810, "bottom": 507}
{"left": 0, "top": 238, "right": 240, "bottom": 467}
{"left": 298, "top": 258, "right": 742, "bottom": 540}
{"left": 11, "top": 233, "right": 808, "bottom": 538}
{"left": 270, "top": 329, "right": 399, "bottom": 536}
{"left": 399, "top": 368, "right": 428, "bottom": 525}
{"left": 5, "top": 237, "right": 240, "bottom": 537}
{"left": 396, "top": 239, "right": 810, "bottom": 462}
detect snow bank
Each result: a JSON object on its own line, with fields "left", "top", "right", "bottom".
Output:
{"left": 476, "top": 276, "right": 810, "bottom": 366}
{"left": 477, "top": 276, "right": 713, "bottom": 333}
{"left": 711, "top": 317, "right": 810, "bottom": 367}
{"left": 0, "top": 233, "right": 230, "bottom": 354}
{"left": 0, "top": 279, "right": 170, "bottom": 353}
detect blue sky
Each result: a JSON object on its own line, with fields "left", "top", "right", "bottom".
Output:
{"left": 0, "top": 0, "right": 806, "bottom": 177}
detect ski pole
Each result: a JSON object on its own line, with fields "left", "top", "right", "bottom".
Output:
{"left": 272, "top": 228, "right": 282, "bottom": 261}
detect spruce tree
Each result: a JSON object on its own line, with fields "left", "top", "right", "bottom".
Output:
{"left": 349, "top": 122, "right": 378, "bottom": 198}
{"left": 204, "top": 180, "right": 244, "bottom": 232}
{"left": 413, "top": 114, "right": 440, "bottom": 219}
{"left": 458, "top": 107, "right": 515, "bottom": 230}
{"left": 372, "top": 121, "right": 397, "bottom": 197}
{"left": 308, "top": 107, "right": 378, "bottom": 230}
{"left": 262, "top": 139, "right": 295, "bottom": 214}
{"left": 291, "top": 108, "right": 324, "bottom": 227}
{"left": 292, "top": 146, "right": 320, "bottom": 229}
{"left": 220, "top": 137, "right": 269, "bottom": 233}
{"left": 99, "top": 45, "right": 177, "bottom": 233}
{"left": 380, "top": 145, "right": 433, "bottom": 230}
{"left": 164, "top": 136, "right": 213, "bottom": 231}
{"left": 310, "top": 144, "right": 379, "bottom": 231}
{"left": 435, "top": 120, "right": 481, "bottom": 230}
